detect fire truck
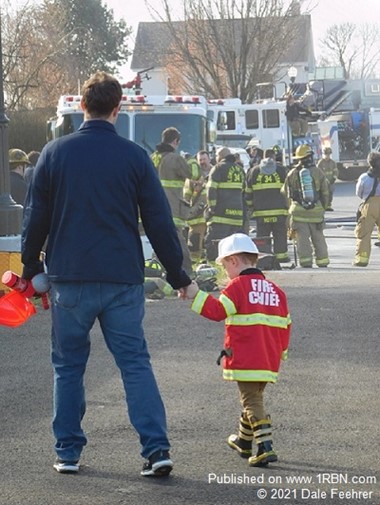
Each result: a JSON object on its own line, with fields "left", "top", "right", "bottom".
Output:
{"left": 207, "top": 78, "right": 380, "bottom": 177}
{"left": 47, "top": 93, "right": 214, "bottom": 156}
{"left": 317, "top": 108, "right": 380, "bottom": 180}
{"left": 207, "top": 96, "right": 316, "bottom": 166}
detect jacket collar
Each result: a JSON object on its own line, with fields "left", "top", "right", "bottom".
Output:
{"left": 78, "top": 120, "right": 117, "bottom": 133}
{"left": 239, "top": 267, "right": 265, "bottom": 277}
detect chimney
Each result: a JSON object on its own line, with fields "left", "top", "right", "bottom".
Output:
{"left": 289, "top": 1, "right": 301, "bottom": 16}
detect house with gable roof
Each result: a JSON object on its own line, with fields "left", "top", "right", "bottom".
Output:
{"left": 130, "top": 8, "right": 316, "bottom": 99}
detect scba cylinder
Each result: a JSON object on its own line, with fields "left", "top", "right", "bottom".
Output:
{"left": 299, "top": 167, "right": 315, "bottom": 203}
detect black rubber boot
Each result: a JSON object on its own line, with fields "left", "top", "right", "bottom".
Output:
{"left": 227, "top": 414, "right": 253, "bottom": 458}
{"left": 248, "top": 418, "right": 278, "bottom": 467}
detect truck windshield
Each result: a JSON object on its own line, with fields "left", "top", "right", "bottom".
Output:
{"left": 134, "top": 113, "right": 206, "bottom": 155}
{"left": 55, "top": 113, "right": 130, "bottom": 139}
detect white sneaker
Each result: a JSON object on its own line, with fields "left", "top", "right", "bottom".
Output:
{"left": 53, "top": 459, "right": 80, "bottom": 473}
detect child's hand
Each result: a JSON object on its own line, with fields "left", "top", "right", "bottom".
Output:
{"left": 178, "top": 280, "right": 199, "bottom": 300}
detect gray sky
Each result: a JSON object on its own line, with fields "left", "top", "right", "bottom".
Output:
{"left": 103, "top": 0, "right": 380, "bottom": 77}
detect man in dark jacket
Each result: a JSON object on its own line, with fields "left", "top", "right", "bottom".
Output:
{"left": 21, "top": 71, "right": 193, "bottom": 477}
{"left": 204, "top": 147, "right": 245, "bottom": 261}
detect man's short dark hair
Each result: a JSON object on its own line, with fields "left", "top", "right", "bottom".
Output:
{"left": 82, "top": 71, "right": 122, "bottom": 118}
{"left": 264, "top": 149, "right": 275, "bottom": 159}
{"left": 162, "top": 127, "right": 181, "bottom": 144}
{"left": 197, "top": 150, "right": 209, "bottom": 157}
{"left": 27, "top": 151, "right": 40, "bottom": 166}
{"left": 368, "top": 152, "right": 380, "bottom": 168}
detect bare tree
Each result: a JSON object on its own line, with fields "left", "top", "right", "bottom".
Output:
{"left": 145, "top": 0, "right": 309, "bottom": 102}
{"left": 320, "top": 22, "right": 380, "bottom": 79}
{"left": 2, "top": 0, "right": 132, "bottom": 110}
{"left": 356, "top": 23, "right": 380, "bottom": 79}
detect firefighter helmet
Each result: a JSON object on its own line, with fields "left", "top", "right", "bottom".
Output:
{"left": 293, "top": 144, "right": 313, "bottom": 160}
{"left": 9, "top": 149, "right": 31, "bottom": 166}
{"left": 144, "top": 258, "right": 164, "bottom": 278}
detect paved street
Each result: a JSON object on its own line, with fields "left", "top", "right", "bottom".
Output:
{"left": 1, "top": 180, "right": 379, "bottom": 505}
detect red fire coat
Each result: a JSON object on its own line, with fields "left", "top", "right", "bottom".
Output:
{"left": 191, "top": 268, "right": 291, "bottom": 382}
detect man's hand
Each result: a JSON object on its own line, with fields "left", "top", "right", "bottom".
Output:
{"left": 178, "top": 280, "right": 199, "bottom": 300}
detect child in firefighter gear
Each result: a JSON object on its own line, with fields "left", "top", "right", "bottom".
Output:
{"left": 180, "top": 233, "right": 291, "bottom": 467}
{"left": 353, "top": 152, "right": 380, "bottom": 267}
{"left": 282, "top": 145, "right": 330, "bottom": 268}
{"left": 151, "top": 127, "right": 200, "bottom": 276}
{"left": 204, "top": 147, "right": 245, "bottom": 261}
{"left": 245, "top": 148, "right": 290, "bottom": 263}
{"left": 317, "top": 147, "right": 338, "bottom": 211}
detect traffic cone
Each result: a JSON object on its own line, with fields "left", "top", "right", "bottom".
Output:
{"left": 0, "top": 290, "right": 36, "bottom": 327}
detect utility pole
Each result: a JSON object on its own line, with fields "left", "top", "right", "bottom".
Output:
{"left": 0, "top": 8, "right": 23, "bottom": 285}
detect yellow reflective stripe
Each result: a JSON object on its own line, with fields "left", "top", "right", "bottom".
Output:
{"left": 223, "top": 369, "right": 279, "bottom": 382}
{"left": 161, "top": 180, "right": 185, "bottom": 188}
{"left": 218, "top": 182, "right": 244, "bottom": 189}
{"left": 173, "top": 217, "right": 187, "bottom": 226}
{"left": 281, "top": 349, "right": 288, "bottom": 361}
{"left": 210, "top": 216, "right": 243, "bottom": 225}
{"left": 162, "top": 283, "right": 174, "bottom": 296}
{"left": 207, "top": 181, "right": 243, "bottom": 189}
{"left": 292, "top": 215, "right": 324, "bottom": 223}
{"left": 253, "top": 209, "right": 288, "bottom": 217}
{"left": 187, "top": 217, "right": 206, "bottom": 225}
{"left": 276, "top": 252, "right": 290, "bottom": 260}
{"left": 316, "top": 257, "right": 329, "bottom": 266}
{"left": 252, "top": 183, "right": 283, "bottom": 190}
{"left": 188, "top": 160, "right": 200, "bottom": 180}
{"left": 151, "top": 152, "right": 162, "bottom": 168}
{"left": 219, "top": 294, "right": 237, "bottom": 316}
{"left": 225, "top": 312, "right": 289, "bottom": 329}
{"left": 191, "top": 290, "right": 209, "bottom": 313}
{"left": 299, "top": 256, "right": 313, "bottom": 265}
{"left": 245, "top": 187, "right": 253, "bottom": 195}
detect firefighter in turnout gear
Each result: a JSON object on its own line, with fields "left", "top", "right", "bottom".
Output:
{"left": 245, "top": 148, "right": 290, "bottom": 263}
{"left": 183, "top": 150, "right": 211, "bottom": 260}
{"left": 151, "top": 127, "right": 200, "bottom": 276}
{"left": 317, "top": 147, "right": 338, "bottom": 211}
{"left": 204, "top": 147, "right": 245, "bottom": 261}
{"left": 353, "top": 152, "right": 380, "bottom": 267}
{"left": 282, "top": 145, "right": 330, "bottom": 268}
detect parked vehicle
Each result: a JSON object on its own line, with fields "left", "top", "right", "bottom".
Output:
{"left": 47, "top": 94, "right": 215, "bottom": 156}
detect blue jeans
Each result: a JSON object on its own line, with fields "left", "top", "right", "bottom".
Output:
{"left": 50, "top": 281, "right": 170, "bottom": 462}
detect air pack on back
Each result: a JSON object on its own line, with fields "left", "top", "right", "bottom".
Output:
{"left": 299, "top": 167, "right": 317, "bottom": 209}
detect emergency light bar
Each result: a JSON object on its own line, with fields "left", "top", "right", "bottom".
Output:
{"left": 208, "top": 98, "right": 242, "bottom": 106}
{"left": 121, "top": 95, "right": 147, "bottom": 104}
{"left": 208, "top": 99, "right": 225, "bottom": 105}
{"left": 58, "top": 95, "right": 82, "bottom": 110}
{"left": 165, "top": 95, "right": 202, "bottom": 104}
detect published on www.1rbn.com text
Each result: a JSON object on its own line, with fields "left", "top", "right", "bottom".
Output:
{"left": 208, "top": 472, "right": 378, "bottom": 501}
